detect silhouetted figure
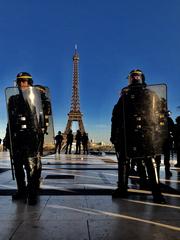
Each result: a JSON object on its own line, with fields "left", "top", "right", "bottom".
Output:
{"left": 174, "top": 116, "right": 180, "bottom": 167}
{"left": 55, "top": 131, "right": 63, "bottom": 154}
{"left": 82, "top": 132, "right": 89, "bottom": 154}
{"left": 162, "top": 112, "right": 174, "bottom": 177}
{"left": 0, "top": 138, "right": 2, "bottom": 152}
{"left": 3, "top": 138, "right": 7, "bottom": 151}
{"left": 5, "top": 72, "right": 45, "bottom": 205}
{"left": 75, "top": 130, "right": 82, "bottom": 154}
{"left": 65, "top": 130, "right": 73, "bottom": 154}
{"left": 111, "top": 69, "right": 167, "bottom": 204}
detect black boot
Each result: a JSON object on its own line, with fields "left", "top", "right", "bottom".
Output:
{"left": 165, "top": 169, "right": 172, "bottom": 178}
{"left": 153, "top": 194, "right": 166, "bottom": 204}
{"left": 12, "top": 189, "right": 27, "bottom": 202}
{"left": 112, "top": 188, "right": 128, "bottom": 198}
{"left": 27, "top": 185, "right": 38, "bottom": 205}
{"left": 139, "top": 180, "right": 150, "bottom": 190}
{"left": 174, "top": 163, "right": 180, "bottom": 168}
{"left": 28, "top": 196, "right": 37, "bottom": 205}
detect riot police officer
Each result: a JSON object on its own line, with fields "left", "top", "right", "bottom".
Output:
{"left": 162, "top": 111, "right": 174, "bottom": 177}
{"left": 5, "top": 72, "right": 45, "bottom": 205}
{"left": 65, "top": 130, "right": 74, "bottom": 154}
{"left": 174, "top": 116, "right": 180, "bottom": 167}
{"left": 75, "top": 130, "right": 82, "bottom": 154}
{"left": 55, "top": 131, "right": 64, "bottom": 154}
{"left": 111, "top": 69, "right": 167, "bottom": 203}
{"left": 82, "top": 132, "right": 89, "bottom": 154}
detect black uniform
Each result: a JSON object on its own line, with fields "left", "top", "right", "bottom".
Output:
{"left": 5, "top": 87, "right": 44, "bottom": 205}
{"left": 65, "top": 130, "right": 74, "bottom": 154}
{"left": 162, "top": 115, "right": 174, "bottom": 176}
{"left": 75, "top": 130, "right": 82, "bottom": 154}
{"left": 82, "top": 132, "right": 89, "bottom": 154}
{"left": 55, "top": 132, "right": 63, "bottom": 154}
{"left": 111, "top": 80, "right": 167, "bottom": 203}
{"left": 174, "top": 116, "right": 180, "bottom": 167}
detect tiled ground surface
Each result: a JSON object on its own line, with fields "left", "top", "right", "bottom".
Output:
{"left": 0, "top": 151, "right": 179, "bottom": 240}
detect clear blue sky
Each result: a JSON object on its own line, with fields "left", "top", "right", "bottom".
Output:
{"left": 0, "top": 0, "right": 180, "bottom": 143}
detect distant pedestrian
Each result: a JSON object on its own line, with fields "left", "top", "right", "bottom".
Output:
{"left": 0, "top": 138, "right": 2, "bottom": 145}
{"left": 55, "top": 131, "right": 63, "bottom": 154}
{"left": 75, "top": 130, "right": 82, "bottom": 154}
{"left": 65, "top": 130, "right": 73, "bottom": 154}
{"left": 82, "top": 132, "right": 89, "bottom": 154}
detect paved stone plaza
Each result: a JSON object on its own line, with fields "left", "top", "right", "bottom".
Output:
{"left": 0, "top": 151, "right": 179, "bottom": 240}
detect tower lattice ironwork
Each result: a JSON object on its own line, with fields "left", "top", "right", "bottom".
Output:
{"left": 64, "top": 46, "right": 85, "bottom": 135}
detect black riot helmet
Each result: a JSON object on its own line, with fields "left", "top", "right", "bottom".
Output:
{"left": 128, "top": 69, "right": 146, "bottom": 85}
{"left": 16, "top": 72, "right": 33, "bottom": 86}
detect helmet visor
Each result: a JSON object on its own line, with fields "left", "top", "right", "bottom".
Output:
{"left": 16, "top": 78, "right": 30, "bottom": 86}
{"left": 128, "top": 72, "right": 143, "bottom": 85}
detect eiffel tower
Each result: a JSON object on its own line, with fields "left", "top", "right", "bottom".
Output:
{"left": 64, "top": 46, "right": 85, "bottom": 135}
